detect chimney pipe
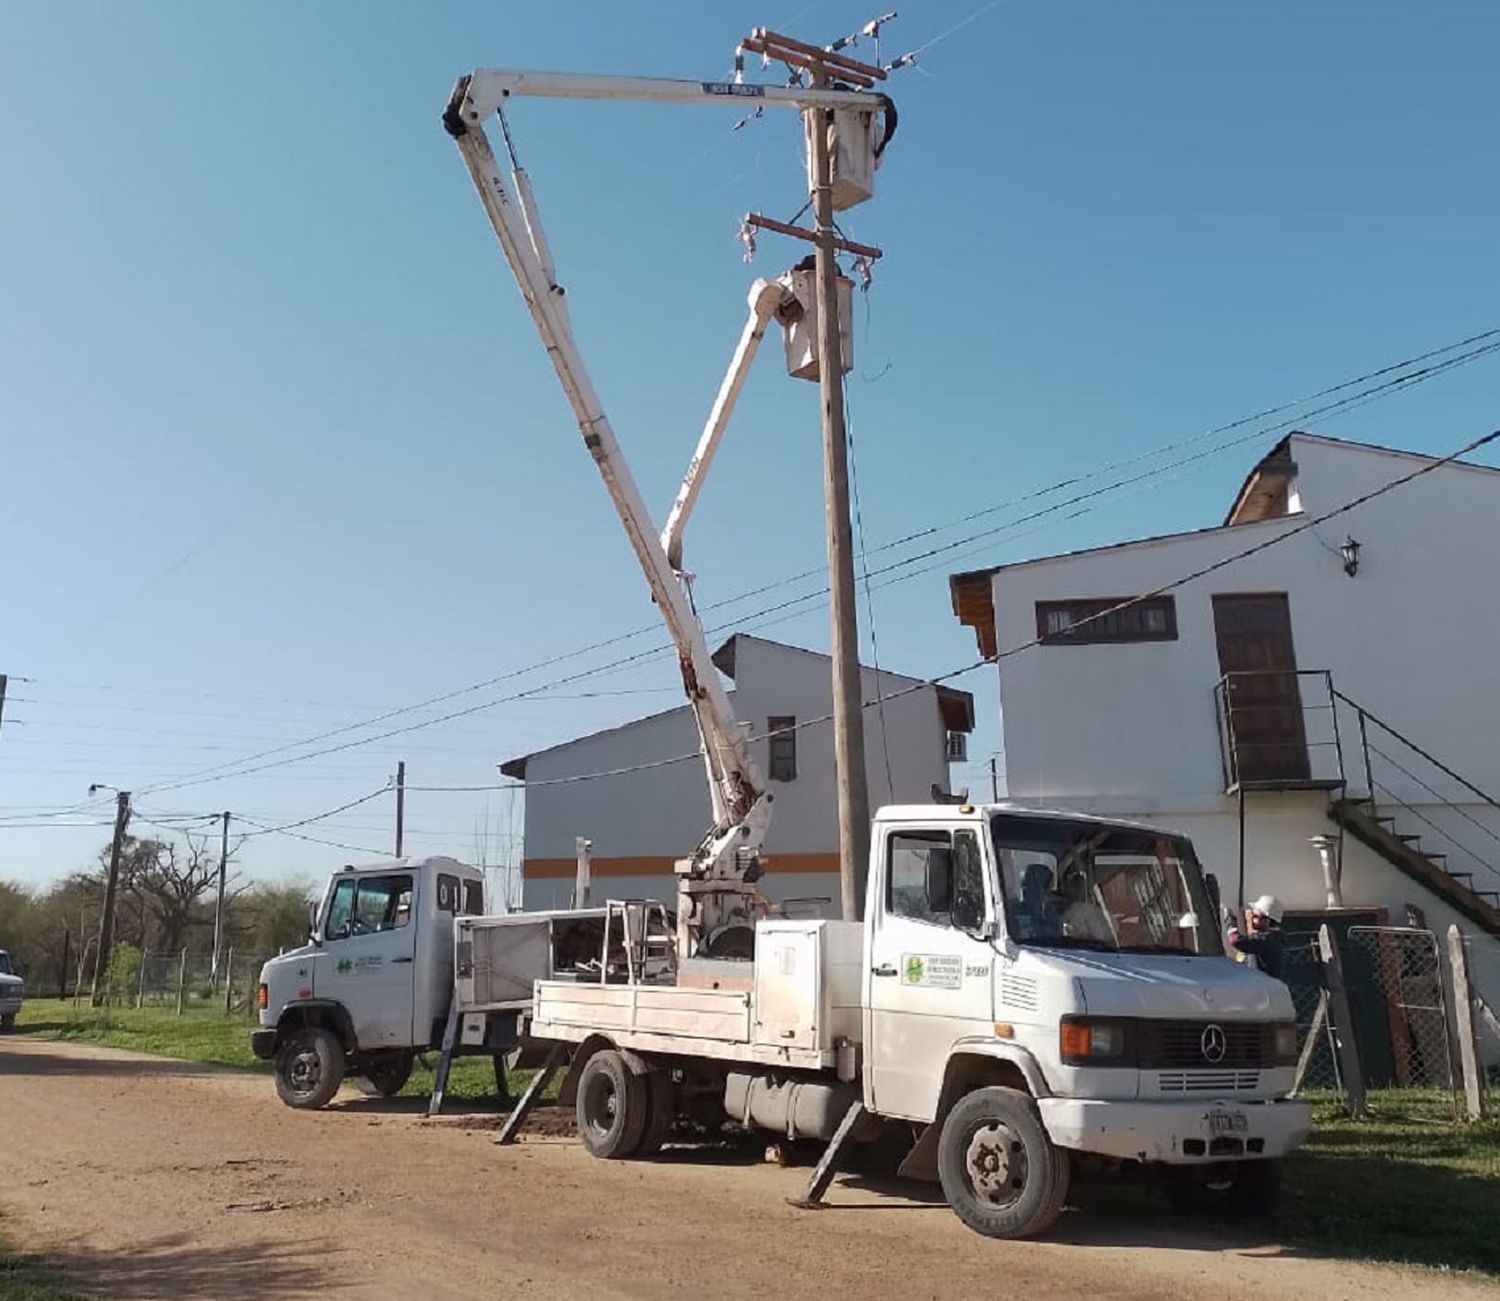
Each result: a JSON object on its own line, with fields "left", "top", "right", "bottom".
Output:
{"left": 1310, "top": 834, "right": 1342, "bottom": 909}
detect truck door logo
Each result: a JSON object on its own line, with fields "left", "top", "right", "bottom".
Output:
{"left": 1200, "top": 1024, "right": 1227, "bottom": 1063}
{"left": 904, "top": 955, "right": 925, "bottom": 984}
{"left": 337, "top": 958, "right": 352, "bottom": 975}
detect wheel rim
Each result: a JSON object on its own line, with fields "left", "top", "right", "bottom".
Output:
{"left": 964, "top": 1120, "right": 1028, "bottom": 1208}
{"left": 288, "top": 1047, "right": 322, "bottom": 1097}
{"left": 583, "top": 1075, "right": 619, "bottom": 1139}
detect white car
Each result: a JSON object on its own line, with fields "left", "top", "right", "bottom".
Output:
{"left": 0, "top": 949, "right": 23, "bottom": 1029}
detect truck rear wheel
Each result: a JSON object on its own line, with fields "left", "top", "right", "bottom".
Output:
{"left": 635, "top": 1068, "right": 676, "bottom": 1157}
{"left": 937, "top": 1086, "right": 1070, "bottom": 1240}
{"left": 1, "top": 1013, "right": 15, "bottom": 1030}
{"left": 577, "top": 1049, "right": 648, "bottom": 1159}
{"left": 358, "top": 1051, "right": 414, "bottom": 1098}
{"left": 275, "top": 1026, "right": 345, "bottom": 1110}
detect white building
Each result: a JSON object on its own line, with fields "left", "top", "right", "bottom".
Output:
{"left": 950, "top": 432, "right": 1500, "bottom": 1059}
{"left": 503, "top": 634, "right": 974, "bottom": 911}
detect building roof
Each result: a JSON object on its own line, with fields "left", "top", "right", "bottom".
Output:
{"left": 949, "top": 430, "right": 1500, "bottom": 659}
{"left": 500, "top": 633, "right": 974, "bottom": 780}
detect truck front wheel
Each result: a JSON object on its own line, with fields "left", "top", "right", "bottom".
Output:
{"left": 937, "top": 1086, "right": 1070, "bottom": 1239}
{"left": 275, "top": 1026, "right": 345, "bottom": 1110}
{"left": 576, "top": 1049, "right": 647, "bottom": 1159}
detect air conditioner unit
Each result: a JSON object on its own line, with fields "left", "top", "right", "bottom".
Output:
{"left": 945, "top": 731, "right": 968, "bottom": 763}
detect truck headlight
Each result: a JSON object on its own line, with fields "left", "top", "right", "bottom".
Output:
{"left": 1059, "top": 1017, "right": 1132, "bottom": 1065}
{"left": 1273, "top": 1021, "right": 1298, "bottom": 1064}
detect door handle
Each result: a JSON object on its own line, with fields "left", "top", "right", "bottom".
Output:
{"left": 871, "top": 963, "right": 899, "bottom": 977}
{"left": 391, "top": 957, "right": 414, "bottom": 965}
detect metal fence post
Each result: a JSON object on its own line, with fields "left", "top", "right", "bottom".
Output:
{"left": 223, "top": 947, "right": 235, "bottom": 1014}
{"left": 136, "top": 950, "right": 148, "bottom": 1009}
{"left": 1318, "top": 923, "right": 1366, "bottom": 1117}
{"left": 175, "top": 948, "right": 188, "bottom": 1016}
{"left": 1446, "top": 925, "right": 1484, "bottom": 1120}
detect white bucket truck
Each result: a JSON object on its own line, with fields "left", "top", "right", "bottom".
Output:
{"left": 253, "top": 47, "right": 1304, "bottom": 1238}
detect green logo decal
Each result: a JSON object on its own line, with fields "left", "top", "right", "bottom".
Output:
{"left": 904, "top": 954, "right": 925, "bottom": 984}
{"left": 336, "top": 958, "right": 352, "bottom": 975}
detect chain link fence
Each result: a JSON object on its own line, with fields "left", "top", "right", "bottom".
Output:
{"left": 89, "top": 948, "right": 268, "bottom": 1017}
{"left": 1287, "top": 922, "right": 1488, "bottom": 1118}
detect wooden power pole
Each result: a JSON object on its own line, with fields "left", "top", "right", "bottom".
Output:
{"left": 807, "top": 77, "right": 872, "bottom": 923}
{"left": 90, "top": 789, "right": 131, "bottom": 1006}
{"left": 395, "top": 761, "right": 406, "bottom": 858}
{"left": 211, "top": 811, "right": 231, "bottom": 988}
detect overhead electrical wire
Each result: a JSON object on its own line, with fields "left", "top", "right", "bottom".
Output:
{"left": 11, "top": 328, "right": 1500, "bottom": 813}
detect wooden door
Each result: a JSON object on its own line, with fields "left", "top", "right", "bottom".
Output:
{"left": 1213, "top": 593, "right": 1309, "bottom": 784}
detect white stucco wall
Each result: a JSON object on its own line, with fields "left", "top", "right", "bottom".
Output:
{"left": 983, "top": 436, "right": 1500, "bottom": 1048}
{"left": 518, "top": 636, "right": 960, "bottom": 912}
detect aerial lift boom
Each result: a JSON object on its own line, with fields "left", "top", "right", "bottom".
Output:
{"left": 443, "top": 63, "right": 893, "bottom": 957}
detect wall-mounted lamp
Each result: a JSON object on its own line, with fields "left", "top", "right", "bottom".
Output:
{"left": 1340, "top": 536, "right": 1361, "bottom": 577}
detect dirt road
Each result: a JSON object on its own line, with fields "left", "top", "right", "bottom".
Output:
{"left": 0, "top": 1037, "right": 1485, "bottom": 1300}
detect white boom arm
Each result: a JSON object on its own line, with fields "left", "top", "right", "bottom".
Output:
{"left": 444, "top": 68, "right": 887, "bottom": 956}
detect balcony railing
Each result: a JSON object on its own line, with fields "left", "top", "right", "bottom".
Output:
{"left": 1214, "top": 669, "right": 1347, "bottom": 795}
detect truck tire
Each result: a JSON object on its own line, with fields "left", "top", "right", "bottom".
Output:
{"left": 1, "top": 1013, "right": 15, "bottom": 1031}
{"left": 1166, "top": 1158, "right": 1282, "bottom": 1218}
{"left": 635, "top": 1068, "right": 676, "bottom": 1157}
{"left": 937, "top": 1086, "right": 1070, "bottom": 1239}
{"left": 358, "top": 1052, "right": 414, "bottom": 1098}
{"left": 576, "top": 1049, "right": 648, "bottom": 1159}
{"left": 275, "top": 1026, "right": 345, "bottom": 1110}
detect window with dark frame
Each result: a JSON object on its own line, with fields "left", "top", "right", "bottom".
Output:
{"left": 768, "top": 715, "right": 797, "bottom": 782}
{"left": 1035, "top": 596, "right": 1177, "bottom": 645}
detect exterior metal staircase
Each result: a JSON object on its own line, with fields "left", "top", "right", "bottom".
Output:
{"left": 1216, "top": 671, "right": 1500, "bottom": 940}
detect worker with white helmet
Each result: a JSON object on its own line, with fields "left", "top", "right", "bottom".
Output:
{"left": 1222, "top": 894, "right": 1287, "bottom": 981}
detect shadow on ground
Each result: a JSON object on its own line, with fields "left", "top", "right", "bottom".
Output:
{"left": 0, "top": 1043, "right": 225, "bottom": 1079}
{"left": 39, "top": 1234, "right": 333, "bottom": 1300}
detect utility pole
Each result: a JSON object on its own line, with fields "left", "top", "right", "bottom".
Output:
{"left": 90, "top": 788, "right": 131, "bottom": 1006}
{"left": 0, "top": 675, "right": 8, "bottom": 736}
{"left": 395, "top": 761, "right": 406, "bottom": 858}
{"left": 807, "top": 75, "right": 871, "bottom": 922}
{"left": 990, "top": 757, "right": 1000, "bottom": 802}
{"left": 211, "top": 810, "right": 231, "bottom": 988}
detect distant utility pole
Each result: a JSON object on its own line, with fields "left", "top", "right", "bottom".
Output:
{"left": 211, "top": 811, "right": 231, "bottom": 988}
{"left": 990, "top": 757, "right": 1000, "bottom": 802}
{"left": 807, "top": 67, "right": 871, "bottom": 923}
{"left": 395, "top": 761, "right": 406, "bottom": 858}
{"left": 90, "top": 788, "right": 131, "bottom": 1006}
{"left": 0, "top": 675, "right": 8, "bottom": 737}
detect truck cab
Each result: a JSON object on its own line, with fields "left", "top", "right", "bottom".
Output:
{"left": 252, "top": 856, "right": 486, "bottom": 1108}
{"left": 860, "top": 803, "right": 1308, "bottom": 1234}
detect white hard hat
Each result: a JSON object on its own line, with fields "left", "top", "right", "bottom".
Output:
{"left": 1250, "top": 894, "right": 1284, "bottom": 923}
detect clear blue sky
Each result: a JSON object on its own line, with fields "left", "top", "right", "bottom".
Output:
{"left": 4, "top": 1, "right": 1499, "bottom": 887}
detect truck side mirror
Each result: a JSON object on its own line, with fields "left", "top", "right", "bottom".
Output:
{"left": 307, "top": 900, "right": 321, "bottom": 945}
{"left": 951, "top": 888, "right": 985, "bottom": 935}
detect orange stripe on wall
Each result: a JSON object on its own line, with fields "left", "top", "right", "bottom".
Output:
{"left": 523, "top": 853, "right": 841, "bottom": 880}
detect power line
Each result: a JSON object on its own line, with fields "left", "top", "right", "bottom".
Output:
{"left": 434, "top": 424, "right": 1500, "bottom": 794}
{"left": 21, "top": 328, "right": 1500, "bottom": 806}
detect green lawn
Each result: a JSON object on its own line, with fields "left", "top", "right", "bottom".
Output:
{"left": 0, "top": 1221, "right": 83, "bottom": 1301}
{"left": 13, "top": 998, "right": 530, "bottom": 1103}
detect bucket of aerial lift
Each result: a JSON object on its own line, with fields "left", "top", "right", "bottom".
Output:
{"left": 777, "top": 268, "right": 853, "bottom": 382}
{"left": 804, "top": 106, "right": 881, "bottom": 211}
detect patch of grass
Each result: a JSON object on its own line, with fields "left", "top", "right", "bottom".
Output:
{"left": 17, "top": 998, "right": 262, "bottom": 1070}
{"left": 13, "top": 999, "right": 550, "bottom": 1103}
{"left": 0, "top": 1221, "right": 84, "bottom": 1301}
{"left": 1281, "top": 1089, "right": 1500, "bottom": 1276}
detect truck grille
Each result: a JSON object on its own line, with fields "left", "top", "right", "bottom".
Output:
{"left": 1137, "top": 1020, "right": 1269, "bottom": 1070}
{"left": 1158, "top": 1069, "right": 1261, "bottom": 1094}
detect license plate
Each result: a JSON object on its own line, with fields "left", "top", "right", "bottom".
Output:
{"left": 1207, "top": 1110, "right": 1248, "bottom": 1135}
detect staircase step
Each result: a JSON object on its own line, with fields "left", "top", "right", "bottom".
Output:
{"left": 1397, "top": 834, "right": 1422, "bottom": 844}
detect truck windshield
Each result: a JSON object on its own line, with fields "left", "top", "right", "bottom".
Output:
{"left": 991, "top": 814, "right": 1221, "bottom": 956}
{"left": 0, "top": 952, "right": 11, "bottom": 975}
